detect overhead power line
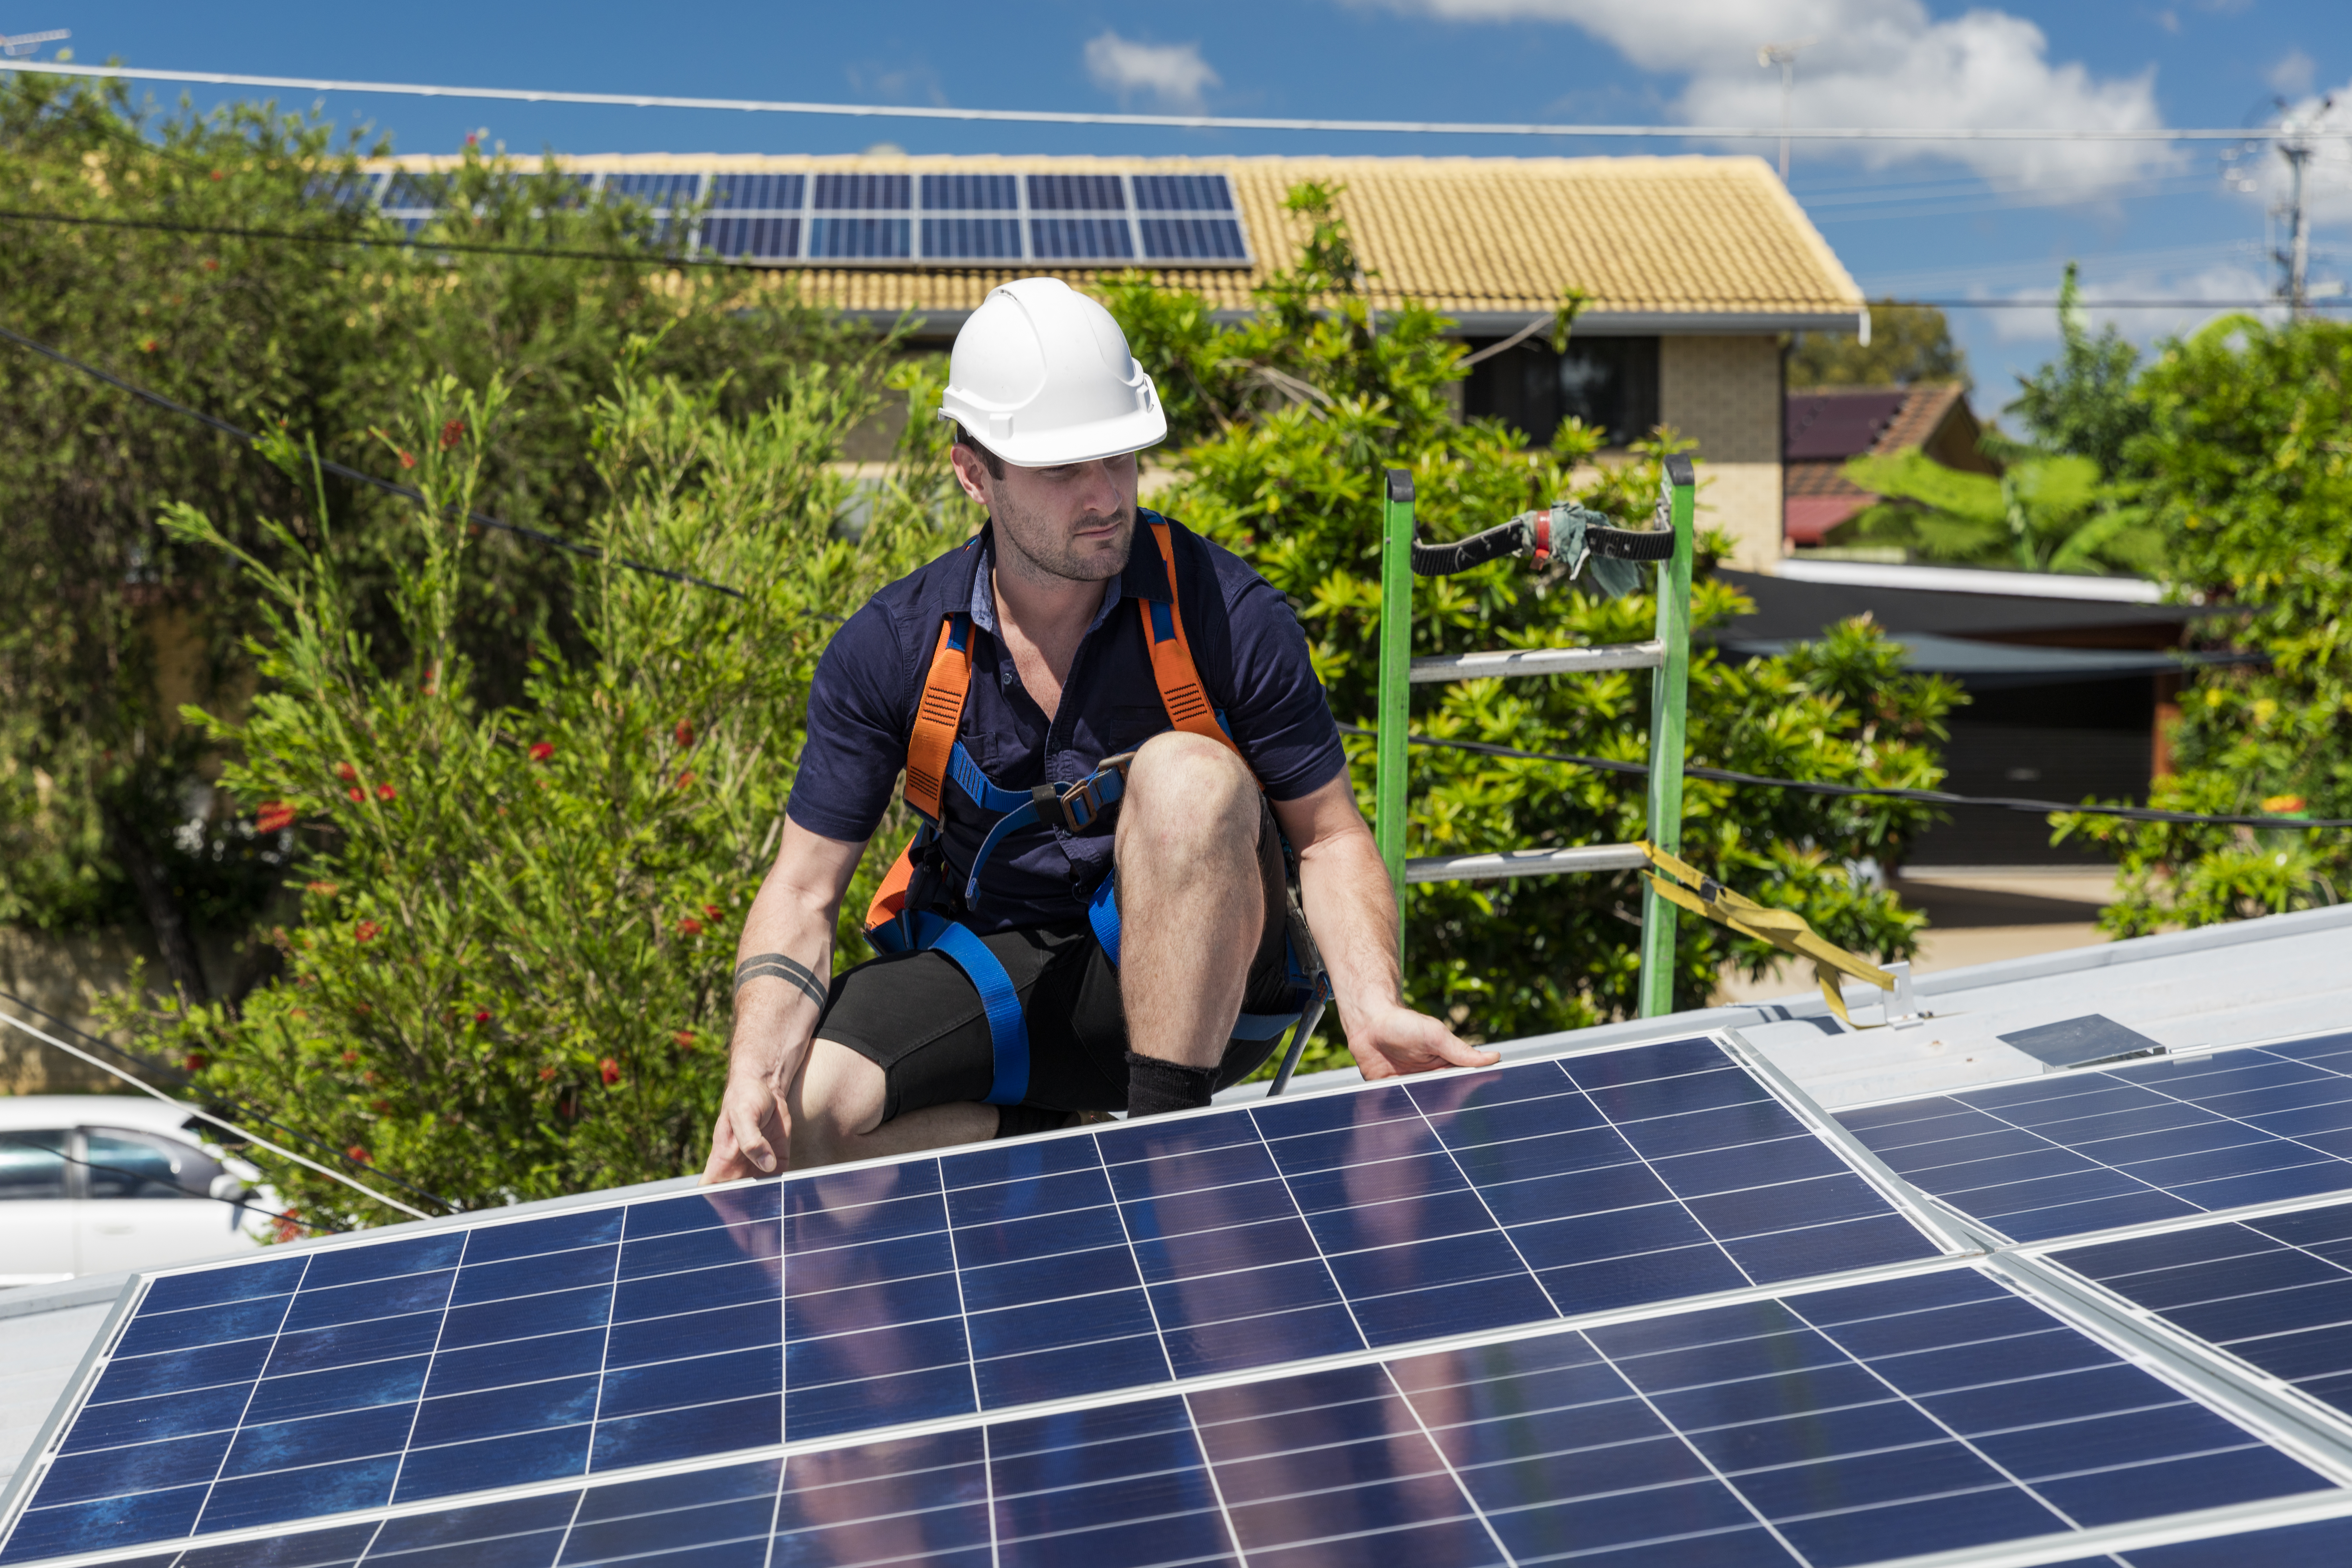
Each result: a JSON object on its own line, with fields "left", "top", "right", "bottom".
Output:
{"left": 5, "top": 59, "right": 2348, "bottom": 143}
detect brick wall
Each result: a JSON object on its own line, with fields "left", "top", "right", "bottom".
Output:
{"left": 1660, "top": 336, "right": 1784, "bottom": 570}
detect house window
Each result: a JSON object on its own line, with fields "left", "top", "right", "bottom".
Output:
{"left": 1463, "top": 336, "right": 1660, "bottom": 448}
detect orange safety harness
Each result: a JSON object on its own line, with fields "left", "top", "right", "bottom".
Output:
{"left": 862, "top": 514, "right": 1326, "bottom": 1105}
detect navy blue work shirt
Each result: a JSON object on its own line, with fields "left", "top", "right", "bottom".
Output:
{"left": 787, "top": 510, "right": 1347, "bottom": 935}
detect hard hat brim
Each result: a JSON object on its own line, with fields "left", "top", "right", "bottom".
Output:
{"left": 938, "top": 402, "right": 1168, "bottom": 469}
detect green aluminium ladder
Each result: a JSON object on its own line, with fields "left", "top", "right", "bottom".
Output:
{"left": 1372, "top": 455, "right": 1697, "bottom": 1019}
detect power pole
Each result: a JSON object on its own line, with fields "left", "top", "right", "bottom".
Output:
{"left": 1757, "top": 40, "right": 1814, "bottom": 184}
{"left": 2272, "top": 96, "right": 2333, "bottom": 320}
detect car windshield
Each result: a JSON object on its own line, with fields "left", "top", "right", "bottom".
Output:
{"left": 0, "top": 1129, "right": 68, "bottom": 1200}
{"left": 84, "top": 1127, "right": 220, "bottom": 1200}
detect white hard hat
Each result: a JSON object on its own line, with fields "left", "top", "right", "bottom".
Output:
{"left": 939, "top": 278, "right": 1166, "bottom": 467}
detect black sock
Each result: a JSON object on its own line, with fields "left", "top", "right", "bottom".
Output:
{"left": 1124, "top": 1052, "right": 1218, "bottom": 1119}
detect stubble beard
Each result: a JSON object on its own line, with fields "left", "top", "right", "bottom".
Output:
{"left": 993, "top": 498, "right": 1134, "bottom": 587}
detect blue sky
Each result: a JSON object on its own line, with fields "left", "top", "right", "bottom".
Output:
{"left": 10, "top": 0, "right": 2349, "bottom": 418}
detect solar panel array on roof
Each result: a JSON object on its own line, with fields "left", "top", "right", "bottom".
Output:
{"left": 16, "top": 1027, "right": 2352, "bottom": 1568}
{"left": 1836, "top": 1031, "right": 2352, "bottom": 1243}
{"left": 359, "top": 170, "right": 1252, "bottom": 269}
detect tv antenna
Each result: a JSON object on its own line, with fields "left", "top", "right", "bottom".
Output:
{"left": 0, "top": 26, "right": 68, "bottom": 57}
{"left": 1757, "top": 39, "right": 1815, "bottom": 183}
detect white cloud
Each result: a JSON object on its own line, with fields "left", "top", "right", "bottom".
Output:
{"left": 1083, "top": 32, "right": 1222, "bottom": 112}
{"left": 1359, "top": 0, "right": 2177, "bottom": 187}
{"left": 2267, "top": 48, "right": 2317, "bottom": 98}
{"left": 1981, "top": 260, "right": 2278, "bottom": 345}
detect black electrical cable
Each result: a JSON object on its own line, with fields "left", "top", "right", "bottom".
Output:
{"left": 1335, "top": 724, "right": 2352, "bottom": 830}
{"left": 0, "top": 986, "right": 460, "bottom": 1213}
{"left": 0, "top": 321, "right": 747, "bottom": 599}
{"left": 0, "top": 204, "right": 760, "bottom": 272}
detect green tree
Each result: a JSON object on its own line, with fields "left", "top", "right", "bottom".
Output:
{"left": 0, "top": 73, "right": 875, "bottom": 1001}
{"left": 1108, "top": 187, "right": 1958, "bottom": 1061}
{"left": 109, "top": 363, "right": 961, "bottom": 1225}
{"left": 2008, "top": 262, "right": 2151, "bottom": 475}
{"left": 1828, "top": 448, "right": 2162, "bottom": 575}
{"left": 2055, "top": 315, "right": 2352, "bottom": 932}
{"left": 1789, "top": 300, "right": 1969, "bottom": 389}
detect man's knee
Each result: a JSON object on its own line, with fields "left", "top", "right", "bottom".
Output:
{"left": 1123, "top": 730, "right": 1255, "bottom": 836}
{"left": 787, "top": 1038, "right": 886, "bottom": 1166}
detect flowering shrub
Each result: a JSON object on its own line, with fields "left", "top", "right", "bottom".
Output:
{"left": 114, "top": 363, "right": 958, "bottom": 1224}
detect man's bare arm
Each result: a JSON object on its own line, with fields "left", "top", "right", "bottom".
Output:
{"left": 702, "top": 821, "right": 867, "bottom": 1182}
{"left": 1270, "top": 775, "right": 1500, "bottom": 1080}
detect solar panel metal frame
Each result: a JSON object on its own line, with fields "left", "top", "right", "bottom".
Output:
{"left": 22, "top": 1026, "right": 2352, "bottom": 1568}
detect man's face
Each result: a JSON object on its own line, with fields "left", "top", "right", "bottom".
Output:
{"left": 952, "top": 444, "right": 1139, "bottom": 585}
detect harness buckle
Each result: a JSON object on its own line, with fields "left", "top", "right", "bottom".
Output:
{"left": 1033, "top": 752, "right": 1138, "bottom": 834}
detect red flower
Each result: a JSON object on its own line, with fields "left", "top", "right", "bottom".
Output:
{"left": 346, "top": 1145, "right": 372, "bottom": 1164}
{"left": 674, "top": 770, "right": 695, "bottom": 789}
{"left": 337, "top": 763, "right": 358, "bottom": 782}
{"left": 599, "top": 1058, "right": 621, "bottom": 1086}
{"left": 538, "top": 1065, "right": 557, "bottom": 1080}
{"left": 306, "top": 880, "right": 338, "bottom": 897}
{"left": 139, "top": 338, "right": 157, "bottom": 353}
{"left": 202, "top": 257, "right": 219, "bottom": 272}
{"left": 473, "top": 1010, "right": 491, "bottom": 1025}
{"left": 677, "top": 915, "right": 704, "bottom": 936}
{"left": 354, "top": 920, "right": 380, "bottom": 944}
{"left": 674, "top": 720, "right": 693, "bottom": 746}
{"left": 371, "top": 1099, "right": 389, "bottom": 1113}
{"left": 528, "top": 742, "right": 554, "bottom": 762}
{"left": 440, "top": 419, "right": 466, "bottom": 450}
{"left": 342, "top": 1050, "right": 359, "bottom": 1064}
{"left": 209, "top": 169, "right": 223, "bottom": 181}
{"left": 375, "top": 782, "right": 397, "bottom": 801}
{"left": 184, "top": 1052, "right": 207, "bottom": 1073}
{"left": 273, "top": 1209, "right": 303, "bottom": 1244}
{"left": 255, "top": 801, "right": 296, "bottom": 833}
{"left": 702, "top": 903, "right": 724, "bottom": 919}
{"left": 672, "top": 1029, "right": 696, "bottom": 1048}
{"left": 347, "top": 786, "right": 365, "bottom": 803}
{"left": 397, "top": 450, "right": 417, "bottom": 470}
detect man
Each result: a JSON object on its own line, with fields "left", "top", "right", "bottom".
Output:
{"left": 704, "top": 277, "right": 1492, "bottom": 1182}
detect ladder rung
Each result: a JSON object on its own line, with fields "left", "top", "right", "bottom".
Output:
{"left": 1409, "top": 641, "right": 1665, "bottom": 684}
{"left": 1405, "top": 843, "right": 1649, "bottom": 884}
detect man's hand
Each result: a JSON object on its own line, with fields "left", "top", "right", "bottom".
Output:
{"left": 703, "top": 1066, "right": 789, "bottom": 1182}
{"left": 1343, "top": 1001, "right": 1501, "bottom": 1081}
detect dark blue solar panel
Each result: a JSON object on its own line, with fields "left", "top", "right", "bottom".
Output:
{"left": 1029, "top": 217, "right": 1135, "bottom": 261}
{"left": 20, "top": 1271, "right": 2328, "bottom": 1568}
{"left": 922, "top": 217, "right": 1024, "bottom": 260}
{"left": 922, "top": 173, "right": 1019, "bottom": 212}
{"left": 603, "top": 173, "right": 700, "bottom": 207}
{"left": 1138, "top": 217, "right": 1248, "bottom": 261}
{"left": 805, "top": 216, "right": 912, "bottom": 260}
{"left": 2058, "top": 1198, "right": 2352, "bottom": 1415}
{"left": 1027, "top": 173, "right": 1126, "bottom": 212}
{"left": 699, "top": 216, "right": 799, "bottom": 261}
{"left": 1131, "top": 174, "right": 1233, "bottom": 213}
{"left": 2118, "top": 1513, "right": 2352, "bottom": 1565}
{"left": 0, "top": 1038, "right": 1955, "bottom": 1563}
{"left": 810, "top": 172, "right": 910, "bottom": 211}
{"left": 705, "top": 172, "right": 803, "bottom": 212}
{"left": 1837, "top": 1033, "right": 2352, "bottom": 1242}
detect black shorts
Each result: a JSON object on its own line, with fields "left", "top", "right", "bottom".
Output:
{"left": 818, "top": 799, "right": 1296, "bottom": 1123}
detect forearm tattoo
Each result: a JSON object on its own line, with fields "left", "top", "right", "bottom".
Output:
{"left": 733, "top": 952, "right": 827, "bottom": 1012}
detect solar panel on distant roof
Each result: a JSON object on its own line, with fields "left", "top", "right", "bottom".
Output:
{"left": 1837, "top": 1032, "right": 2352, "bottom": 1243}
{"left": 0, "top": 1035, "right": 1962, "bottom": 1563}
{"left": 15, "top": 1269, "right": 2343, "bottom": 1568}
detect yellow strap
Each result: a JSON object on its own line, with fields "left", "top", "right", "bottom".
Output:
{"left": 1638, "top": 842, "right": 1895, "bottom": 1029}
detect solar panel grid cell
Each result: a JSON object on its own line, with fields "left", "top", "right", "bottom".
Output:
{"left": 1837, "top": 1033, "right": 2352, "bottom": 1242}
{"left": 33, "top": 1269, "right": 2330, "bottom": 1568}
{"left": 5, "top": 1038, "right": 1959, "bottom": 1564}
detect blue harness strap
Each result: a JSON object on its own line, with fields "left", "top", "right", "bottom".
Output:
{"left": 913, "top": 915, "right": 1032, "bottom": 1106}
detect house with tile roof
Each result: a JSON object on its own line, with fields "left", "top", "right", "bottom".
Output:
{"left": 372, "top": 151, "right": 1868, "bottom": 570}
{"left": 1783, "top": 382, "right": 1996, "bottom": 547}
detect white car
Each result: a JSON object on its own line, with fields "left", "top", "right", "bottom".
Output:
{"left": 0, "top": 1096, "right": 274, "bottom": 1283}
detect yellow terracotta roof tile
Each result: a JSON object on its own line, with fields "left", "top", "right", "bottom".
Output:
{"left": 370, "top": 151, "right": 1863, "bottom": 326}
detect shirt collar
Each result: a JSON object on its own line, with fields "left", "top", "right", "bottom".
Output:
{"left": 966, "top": 514, "right": 1170, "bottom": 636}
